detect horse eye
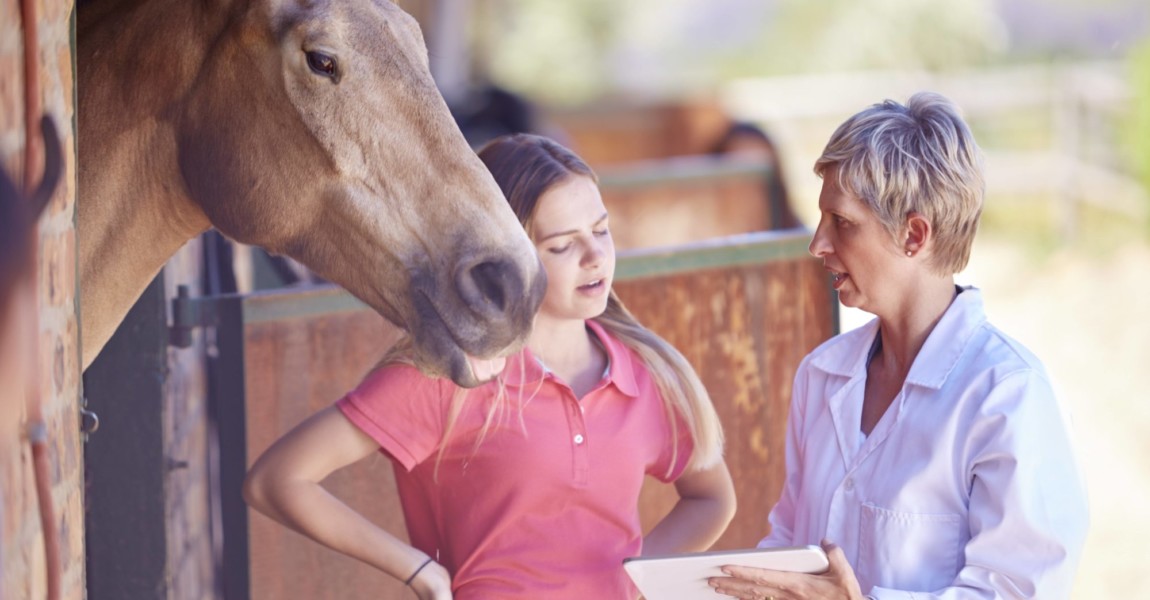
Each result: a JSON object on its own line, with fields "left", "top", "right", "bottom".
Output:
{"left": 305, "top": 51, "right": 338, "bottom": 80}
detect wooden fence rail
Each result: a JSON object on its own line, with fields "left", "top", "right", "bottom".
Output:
{"left": 599, "top": 156, "right": 781, "bottom": 248}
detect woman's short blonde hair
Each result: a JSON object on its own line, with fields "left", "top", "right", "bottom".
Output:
{"left": 815, "top": 92, "right": 985, "bottom": 275}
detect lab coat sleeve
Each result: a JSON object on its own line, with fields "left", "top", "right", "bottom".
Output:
{"left": 757, "top": 357, "right": 812, "bottom": 548}
{"left": 869, "top": 368, "right": 1089, "bottom": 600}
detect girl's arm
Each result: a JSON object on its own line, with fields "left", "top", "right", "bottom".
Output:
{"left": 243, "top": 406, "right": 452, "bottom": 599}
{"left": 641, "top": 460, "right": 737, "bottom": 555}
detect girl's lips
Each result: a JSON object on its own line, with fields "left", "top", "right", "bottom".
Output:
{"left": 830, "top": 271, "right": 849, "bottom": 290}
{"left": 577, "top": 278, "right": 607, "bottom": 296}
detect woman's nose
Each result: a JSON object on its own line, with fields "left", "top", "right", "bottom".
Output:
{"left": 809, "top": 218, "right": 831, "bottom": 257}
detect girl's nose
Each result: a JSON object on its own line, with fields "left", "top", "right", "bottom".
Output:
{"left": 582, "top": 239, "right": 606, "bottom": 268}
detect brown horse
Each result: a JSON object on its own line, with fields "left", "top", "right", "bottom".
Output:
{"left": 77, "top": 0, "right": 545, "bottom": 387}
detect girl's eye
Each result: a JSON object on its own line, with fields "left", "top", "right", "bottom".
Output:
{"left": 832, "top": 215, "right": 848, "bottom": 227}
{"left": 593, "top": 228, "right": 609, "bottom": 237}
{"left": 548, "top": 244, "right": 572, "bottom": 255}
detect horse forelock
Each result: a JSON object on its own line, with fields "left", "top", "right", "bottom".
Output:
{"left": 268, "top": 0, "right": 335, "bottom": 42}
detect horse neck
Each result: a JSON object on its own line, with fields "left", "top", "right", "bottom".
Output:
{"left": 78, "top": 184, "right": 212, "bottom": 366}
{"left": 77, "top": 0, "right": 231, "bottom": 369}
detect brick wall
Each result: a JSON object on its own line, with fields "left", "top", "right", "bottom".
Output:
{"left": 0, "top": 1, "right": 84, "bottom": 600}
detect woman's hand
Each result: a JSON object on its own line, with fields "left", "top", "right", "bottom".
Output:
{"left": 408, "top": 559, "right": 453, "bottom": 600}
{"left": 708, "top": 540, "right": 866, "bottom": 600}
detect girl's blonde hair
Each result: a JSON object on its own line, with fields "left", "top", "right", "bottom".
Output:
{"left": 377, "top": 134, "right": 724, "bottom": 478}
{"left": 593, "top": 289, "right": 724, "bottom": 475}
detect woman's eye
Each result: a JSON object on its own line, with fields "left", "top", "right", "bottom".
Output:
{"left": 832, "top": 215, "right": 848, "bottom": 227}
{"left": 548, "top": 244, "right": 572, "bottom": 255}
{"left": 306, "top": 51, "right": 339, "bottom": 80}
{"left": 593, "top": 228, "right": 609, "bottom": 237}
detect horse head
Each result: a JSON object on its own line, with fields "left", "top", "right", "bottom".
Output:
{"left": 79, "top": 0, "right": 545, "bottom": 387}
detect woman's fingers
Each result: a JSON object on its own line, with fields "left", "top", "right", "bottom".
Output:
{"left": 709, "top": 566, "right": 792, "bottom": 599}
{"left": 821, "top": 540, "right": 851, "bottom": 577}
{"left": 819, "top": 539, "right": 866, "bottom": 599}
{"left": 706, "top": 542, "right": 865, "bottom": 600}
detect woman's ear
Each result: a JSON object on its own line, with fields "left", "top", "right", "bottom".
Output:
{"left": 903, "top": 212, "right": 932, "bottom": 257}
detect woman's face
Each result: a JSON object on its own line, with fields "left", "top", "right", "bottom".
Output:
{"left": 809, "top": 166, "right": 907, "bottom": 315}
{"left": 529, "top": 174, "right": 615, "bottom": 324}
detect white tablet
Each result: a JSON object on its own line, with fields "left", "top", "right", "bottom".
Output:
{"left": 623, "top": 545, "right": 829, "bottom": 600}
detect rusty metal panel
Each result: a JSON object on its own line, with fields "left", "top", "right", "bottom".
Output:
{"left": 546, "top": 100, "right": 730, "bottom": 167}
{"left": 600, "top": 158, "right": 774, "bottom": 249}
{"left": 243, "top": 309, "right": 407, "bottom": 600}
{"left": 617, "top": 256, "right": 836, "bottom": 550}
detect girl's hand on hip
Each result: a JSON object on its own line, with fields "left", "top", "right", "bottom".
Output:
{"left": 408, "top": 559, "right": 452, "bottom": 600}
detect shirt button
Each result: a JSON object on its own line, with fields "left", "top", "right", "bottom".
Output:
{"left": 574, "top": 434, "right": 585, "bottom": 445}
{"left": 844, "top": 478, "right": 855, "bottom": 492}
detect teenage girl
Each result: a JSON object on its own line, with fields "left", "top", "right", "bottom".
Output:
{"left": 244, "top": 133, "right": 737, "bottom": 599}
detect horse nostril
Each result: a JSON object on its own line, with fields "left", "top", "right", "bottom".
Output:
{"left": 467, "top": 260, "right": 512, "bottom": 313}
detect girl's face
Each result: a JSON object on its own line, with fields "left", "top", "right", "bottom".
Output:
{"left": 808, "top": 166, "right": 909, "bottom": 316}
{"left": 529, "top": 174, "right": 615, "bottom": 324}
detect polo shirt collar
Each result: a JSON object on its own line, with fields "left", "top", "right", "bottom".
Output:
{"left": 500, "top": 319, "right": 641, "bottom": 398}
{"left": 587, "top": 319, "right": 640, "bottom": 397}
{"left": 809, "top": 286, "right": 987, "bottom": 391}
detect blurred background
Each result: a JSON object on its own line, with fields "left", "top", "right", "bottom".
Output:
{"left": 395, "top": 0, "right": 1149, "bottom": 597}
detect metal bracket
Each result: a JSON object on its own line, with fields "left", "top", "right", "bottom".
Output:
{"left": 169, "top": 284, "right": 220, "bottom": 348}
{"left": 79, "top": 395, "right": 99, "bottom": 441}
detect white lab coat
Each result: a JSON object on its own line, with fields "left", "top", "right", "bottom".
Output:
{"left": 759, "top": 288, "right": 1088, "bottom": 599}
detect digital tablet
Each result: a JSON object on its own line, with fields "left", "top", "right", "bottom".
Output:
{"left": 623, "top": 545, "right": 829, "bottom": 600}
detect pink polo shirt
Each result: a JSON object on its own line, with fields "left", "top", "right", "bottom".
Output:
{"left": 336, "top": 320, "right": 692, "bottom": 599}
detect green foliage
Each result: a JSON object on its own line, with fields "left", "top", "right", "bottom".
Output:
{"left": 477, "top": 0, "right": 1010, "bottom": 104}
{"left": 480, "top": 0, "right": 625, "bottom": 105}
{"left": 1127, "top": 41, "right": 1150, "bottom": 211}
{"left": 726, "top": 0, "right": 1008, "bottom": 77}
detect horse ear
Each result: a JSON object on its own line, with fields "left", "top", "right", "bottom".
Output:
{"left": 27, "top": 115, "right": 62, "bottom": 224}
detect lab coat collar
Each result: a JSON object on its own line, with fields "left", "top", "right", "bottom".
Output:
{"left": 809, "top": 286, "right": 987, "bottom": 391}
{"left": 809, "top": 319, "right": 880, "bottom": 379}
{"left": 904, "top": 287, "right": 987, "bottom": 390}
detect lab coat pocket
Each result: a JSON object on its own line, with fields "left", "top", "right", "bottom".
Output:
{"left": 856, "top": 502, "right": 963, "bottom": 593}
